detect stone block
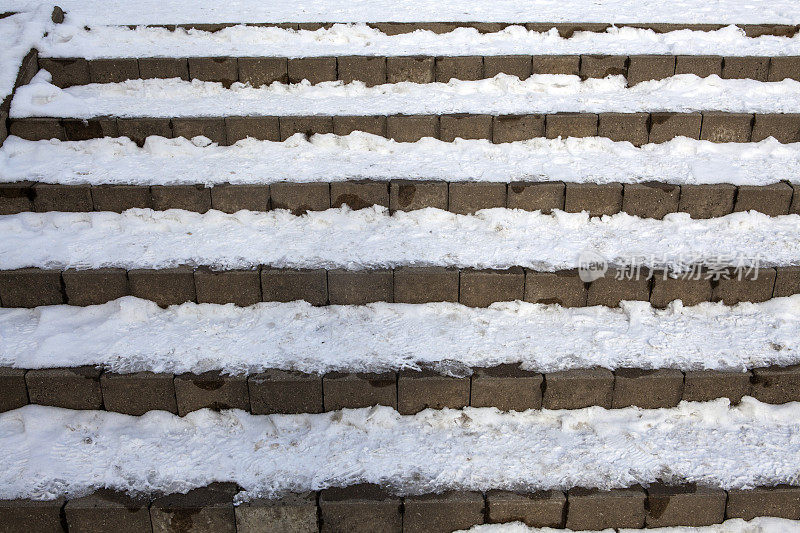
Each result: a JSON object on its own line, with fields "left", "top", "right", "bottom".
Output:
{"left": 552, "top": 23, "right": 612, "bottom": 38}
{"left": 792, "top": 183, "right": 800, "bottom": 214}
{"left": 337, "top": 56, "right": 386, "bottom": 86}
{"left": 398, "top": 370, "right": 470, "bottom": 414}
{"left": 25, "top": 366, "right": 103, "bottom": 409}
{"left": 492, "top": 114, "right": 545, "bottom": 143}
{"left": 622, "top": 182, "right": 680, "bottom": 219}
{"left": 88, "top": 58, "right": 140, "bottom": 83}
{"left": 172, "top": 117, "right": 227, "bottom": 144}
{"left": 542, "top": 368, "right": 614, "bottom": 409}
{"left": 627, "top": 55, "right": 675, "bottom": 85}
{"left": 188, "top": 57, "right": 238, "bottom": 87}
{"left": 38, "top": 57, "right": 90, "bottom": 87}
{"left": 91, "top": 185, "right": 152, "bottom": 212}
{"left": 238, "top": 57, "right": 288, "bottom": 86}
{"left": 0, "top": 498, "right": 65, "bottom": 533}
{"left": 288, "top": 57, "right": 337, "bottom": 84}
{"left": 768, "top": 56, "right": 800, "bottom": 82}
{"left": 735, "top": 182, "right": 793, "bottom": 215}
{"left": 63, "top": 117, "right": 119, "bottom": 141}
{"left": 9, "top": 118, "right": 65, "bottom": 141}
{"left": 248, "top": 370, "right": 323, "bottom": 414}
{"left": 678, "top": 183, "right": 736, "bottom": 218}
{"left": 63, "top": 267, "right": 129, "bottom": 305}
{"left": 0, "top": 368, "right": 27, "bottom": 412}
{"left": 649, "top": 112, "right": 702, "bottom": 143}
{"left": 235, "top": 493, "right": 317, "bottom": 533}
{"left": 0, "top": 182, "right": 33, "bottom": 214}
{"left": 279, "top": 116, "right": 334, "bottom": 140}
{"left": 700, "top": 112, "right": 754, "bottom": 143}
{"left": 650, "top": 273, "right": 713, "bottom": 308}
{"left": 566, "top": 487, "right": 646, "bottom": 530}
{"left": 484, "top": 55, "right": 532, "bottom": 79}
{"left": 174, "top": 371, "right": 250, "bottom": 415}
{"left": 486, "top": 490, "right": 565, "bottom": 528}
{"left": 33, "top": 183, "right": 93, "bottom": 212}
{"left": 598, "top": 113, "right": 649, "bottom": 146}
{"left": 564, "top": 182, "right": 623, "bottom": 217}
{"left": 319, "top": 484, "right": 401, "bottom": 533}
{"left": 774, "top": 266, "right": 800, "bottom": 297}
{"left": 117, "top": 118, "right": 172, "bottom": 146}
{"left": 389, "top": 180, "right": 448, "bottom": 211}
{"left": 459, "top": 267, "right": 525, "bottom": 307}
{"left": 448, "top": 182, "right": 506, "bottom": 214}
{"left": 151, "top": 483, "right": 238, "bottom": 533}
{"left": 580, "top": 54, "right": 628, "bottom": 79}
{"left": 546, "top": 113, "right": 598, "bottom": 139}
{"left": 531, "top": 55, "right": 580, "bottom": 76}
{"left": 587, "top": 269, "right": 651, "bottom": 307}
{"left": 750, "top": 365, "right": 800, "bottom": 404}
{"left": 440, "top": 113, "right": 493, "bottom": 141}
{"left": 674, "top": 55, "right": 722, "bottom": 77}
{"left": 726, "top": 485, "right": 800, "bottom": 520}
{"left": 507, "top": 182, "right": 564, "bottom": 213}
{"left": 151, "top": 184, "right": 212, "bottom": 212}
{"left": 646, "top": 484, "right": 726, "bottom": 527}
{"left": 323, "top": 372, "right": 396, "bottom": 410}
{"left": 225, "top": 116, "right": 280, "bottom": 142}
{"left": 194, "top": 268, "right": 261, "bottom": 306}
{"left": 393, "top": 266, "right": 458, "bottom": 303}
{"left": 741, "top": 24, "right": 799, "bottom": 37}
{"left": 722, "top": 56, "right": 770, "bottom": 81}
{"left": 683, "top": 370, "right": 752, "bottom": 403}
{"left": 404, "top": 492, "right": 484, "bottom": 533}
{"left": 101, "top": 371, "right": 177, "bottom": 415}
{"left": 524, "top": 270, "right": 587, "bottom": 307}
{"left": 261, "top": 268, "right": 328, "bottom": 305}
{"left": 386, "top": 56, "right": 435, "bottom": 83}
{"left": 612, "top": 368, "right": 684, "bottom": 408}
{"left": 471, "top": 364, "right": 543, "bottom": 411}
{"left": 436, "top": 56, "right": 484, "bottom": 82}
{"left": 386, "top": 115, "right": 438, "bottom": 142}
{"left": 0, "top": 268, "right": 63, "bottom": 308}
{"left": 711, "top": 267, "right": 776, "bottom": 304}
{"left": 270, "top": 182, "right": 330, "bottom": 214}
{"left": 328, "top": 269, "right": 393, "bottom": 305}
{"left": 332, "top": 115, "right": 386, "bottom": 136}
{"left": 210, "top": 184, "right": 270, "bottom": 213}
{"left": 138, "top": 57, "right": 189, "bottom": 80}
{"left": 128, "top": 267, "right": 197, "bottom": 307}
{"left": 65, "top": 490, "right": 152, "bottom": 533}
{"left": 751, "top": 113, "right": 800, "bottom": 143}
{"left": 330, "top": 181, "right": 389, "bottom": 210}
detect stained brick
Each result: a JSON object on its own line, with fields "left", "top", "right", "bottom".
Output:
{"left": 486, "top": 490, "right": 565, "bottom": 528}
{"left": 492, "top": 114, "right": 545, "bottom": 143}
{"left": 612, "top": 368, "right": 684, "bottom": 408}
{"left": 726, "top": 486, "right": 800, "bottom": 520}
{"left": 436, "top": 56, "right": 484, "bottom": 82}
{"left": 332, "top": 115, "right": 386, "bottom": 136}
{"left": 484, "top": 55, "right": 532, "bottom": 79}
{"left": 101, "top": 371, "right": 177, "bottom": 415}
{"left": 0, "top": 498, "right": 66, "bottom": 533}
{"left": 674, "top": 55, "right": 722, "bottom": 77}
{"left": 741, "top": 24, "right": 800, "bottom": 38}
{"left": 172, "top": 117, "right": 227, "bottom": 144}
{"left": 389, "top": 180, "right": 448, "bottom": 211}
{"left": 774, "top": 266, "right": 800, "bottom": 297}
{"left": 0, "top": 268, "right": 63, "bottom": 308}
{"left": 398, "top": 370, "right": 470, "bottom": 414}
{"left": 564, "top": 182, "right": 623, "bottom": 217}
{"left": 92, "top": 185, "right": 152, "bottom": 212}
{"left": 678, "top": 184, "right": 736, "bottom": 219}
{"left": 337, "top": 56, "right": 386, "bottom": 86}
{"left": 646, "top": 484, "right": 726, "bottom": 528}
{"left": 0, "top": 368, "right": 28, "bottom": 412}
{"left": 25, "top": 366, "right": 103, "bottom": 410}
{"left": 711, "top": 267, "right": 776, "bottom": 304}
{"left": 225, "top": 116, "right": 280, "bottom": 142}
{"left": 0, "top": 182, "right": 34, "bottom": 214}
{"left": 235, "top": 493, "right": 318, "bottom": 533}
{"left": 650, "top": 273, "right": 713, "bottom": 308}
{"left": 174, "top": 371, "right": 250, "bottom": 415}
{"left": 117, "top": 118, "right": 172, "bottom": 146}
{"left": 38, "top": 57, "right": 90, "bottom": 87}
{"left": 138, "top": 57, "right": 189, "bottom": 80}
{"left": 261, "top": 268, "right": 328, "bottom": 305}
{"left": 449, "top": 182, "right": 506, "bottom": 214}
{"left": 386, "top": 56, "right": 435, "bottom": 83}
{"left": 151, "top": 484, "right": 238, "bottom": 533}
{"left": 580, "top": 54, "right": 628, "bottom": 79}
{"left": 722, "top": 56, "right": 770, "bottom": 80}
{"left": 63, "top": 117, "right": 119, "bottom": 141}
{"left": 270, "top": 182, "right": 329, "bottom": 214}
{"left": 128, "top": 267, "right": 197, "bottom": 307}
{"left": 700, "top": 112, "right": 754, "bottom": 143}
{"left": 65, "top": 490, "right": 152, "bottom": 533}
{"left": 33, "top": 183, "right": 93, "bottom": 212}
{"left": 328, "top": 269, "right": 393, "bottom": 305}
{"left": 507, "top": 182, "right": 564, "bottom": 213}
{"left": 546, "top": 113, "right": 598, "bottom": 139}
{"left": 682, "top": 370, "right": 751, "bottom": 403}
{"left": 751, "top": 114, "right": 800, "bottom": 143}
{"left": 279, "top": 116, "right": 334, "bottom": 140}
{"left": 63, "top": 267, "right": 129, "bottom": 305}
{"left": 151, "top": 184, "right": 212, "bottom": 212}
{"left": 649, "top": 112, "right": 702, "bottom": 143}
{"left": 531, "top": 55, "right": 580, "bottom": 76}
{"left": 248, "top": 370, "right": 323, "bottom": 414}
{"left": 542, "top": 368, "right": 614, "bottom": 409}
{"left": 440, "top": 113, "right": 493, "bottom": 141}
{"left": 194, "top": 268, "right": 261, "bottom": 306}
{"left": 471, "top": 364, "right": 543, "bottom": 411}
{"left": 386, "top": 115, "right": 438, "bottom": 142}
{"left": 460, "top": 267, "right": 524, "bottom": 307}
{"left": 88, "top": 58, "right": 140, "bottom": 83}
{"left": 393, "top": 266, "right": 458, "bottom": 303}
{"left": 598, "top": 113, "right": 650, "bottom": 146}
{"left": 323, "top": 372, "right": 396, "bottom": 410}
{"left": 768, "top": 56, "right": 800, "bottom": 82}
{"left": 734, "top": 183, "right": 793, "bottom": 215}
{"left": 288, "top": 57, "right": 337, "bottom": 84}
{"left": 566, "top": 487, "right": 646, "bottom": 530}
{"left": 750, "top": 365, "right": 800, "bottom": 404}
{"left": 319, "top": 484, "right": 401, "bottom": 533}
{"left": 210, "top": 184, "right": 270, "bottom": 213}
{"left": 622, "top": 182, "right": 680, "bottom": 219}
{"left": 330, "top": 181, "right": 389, "bottom": 210}
{"left": 238, "top": 57, "right": 288, "bottom": 86}
{"left": 404, "top": 492, "right": 484, "bottom": 533}
{"left": 188, "top": 57, "right": 239, "bottom": 87}
{"left": 627, "top": 55, "right": 675, "bottom": 85}
{"left": 9, "top": 117, "right": 66, "bottom": 141}
{"left": 524, "top": 270, "right": 586, "bottom": 307}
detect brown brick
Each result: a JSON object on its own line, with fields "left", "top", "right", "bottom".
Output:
{"left": 188, "top": 57, "right": 238, "bottom": 87}
{"left": 678, "top": 184, "right": 736, "bottom": 218}
{"left": 63, "top": 268, "right": 129, "bottom": 305}
{"left": 63, "top": 117, "right": 119, "bottom": 141}
{"left": 751, "top": 113, "right": 800, "bottom": 143}
{"left": 88, "top": 58, "right": 140, "bottom": 83}
{"left": 151, "top": 484, "right": 238, "bottom": 533}
{"left": 543, "top": 368, "right": 614, "bottom": 409}
{"left": 700, "top": 112, "right": 753, "bottom": 143}
{"left": 507, "top": 182, "right": 564, "bottom": 213}
{"left": 331, "top": 181, "right": 389, "bottom": 210}
{"left": 612, "top": 368, "right": 684, "bottom": 408}
{"left": 598, "top": 113, "right": 650, "bottom": 146}
{"left": 440, "top": 113, "right": 492, "bottom": 141}
{"left": 546, "top": 113, "right": 598, "bottom": 139}
{"left": 174, "top": 371, "right": 249, "bottom": 415}
{"left": 0, "top": 111, "right": 7, "bottom": 145}
{"left": 319, "top": 484, "right": 401, "bottom": 533}
{"left": 449, "top": 182, "right": 506, "bottom": 214}
{"left": 649, "top": 112, "right": 702, "bottom": 143}
{"left": 726, "top": 485, "right": 800, "bottom": 520}
{"left": 100, "top": 371, "right": 177, "bottom": 415}
{"left": 151, "top": 184, "right": 212, "bottom": 212}
{"left": 288, "top": 57, "right": 337, "bottom": 84}
{"left": 15, "top": 49, "right": 38, "bottom": 89}
{"left": 389, "top": 180, "right": 448, "bottom": 211}
{"left": 0, "top": 182, "right": 33, "bottom": 214}
{"left": 9, "top": 118, "right": 65, "bottom": 141}
{"left": 210, "top": 184, "right": 270, "bottom": 212}
{"left": 792, "top": 183, "right": 800, "bottom": 214}
{"left": 279, "top": 116, "right": 334, "bottom": 140}
{"left": 261, "top": 268, "right": 328, "bottom": 305}
{"left": 332, "top": 115, "right": 386, "bottom": 136}
{"left": 33, "top": 183, "right": 93, "bottom": 212}
{"left": 91, "top": 185, "right": 152, "bottom": 212}
{"left": 484, "top": 55, "right": 532, "bottom": 79}
{"left": 65, "top": 490, "right": 152, "bottom": 533}
{"left": 323, "top": 372, "right": 396, "bottom": 410}
{"left": 398, "top": 370, "right": 470, "bottom": 414}
{"left": 735, "top": 183, "right": 793, "bottom": 215}
{"left": 235, "top": 493, "right": 318, "bottom": 533}
{"left": 646, "top": 484, "right": 726, "bottom": 527}
{"left": 249, "top": 370, "right": 323, "bottom": 414}
{"left": 774, "top": 266, "right": 800, "bottom": 297}
{"left": 768, "top": 56, "right": 800, "bottom": 82}
{"left": 580, "top": 54, "right": 628, "bottom": 79}
{"left": 38, "top": 57, "right": 90, "bottom": 87}
{"left": 750, "top": 365, "right": 800, "bottom": 404}
{"left": 722, "top": 56, "right": 770, "bottom": 81}
{"left": 741, "top": 24, "right": 800, "bottom": 38}
{"left": 525, "top": 270, "right": 587, "bottom": 307}
{"left": 553, "top": 23, "right": 612, "bottom": 37}
{"left": 492, "top": 114, "right": 545, "bottom": 143}
{"left": 0, "top": 268, "right": 63, "bottom": 308}
{"left": 711, "top": 267, "right": 776, "bottom": 304}
{"left": 404, "top": 492, "right": 484, "bottom": 533}
{"left": 0, "top": 498, "right": 66, "bottom": 533}
{"left": 337, "top": 56, "right": 386, "bottom": 86}
{"left": 675, "top": 55, "right": 722, "bottom": 77}
{"left": 386, "top": 115, "right": 438, "bottom": 142}
{"left": 564, "top": 182, "right": 622, "bottom": 217}
{"left": 194, "top": 268, "right": 261, "bottom": 306}
{"left": 225, "top": 116, "right": 280, "bottom": 142}
{"left": 328, "top": 269, "right": 393, "bottom": 305}
{"left": 587, "top": 269, "right": 651, "bottom": 307}
{"left": 270, "top": 182, "right": 329, "bottom": 214}
{"left": 172, "top": 117, "right": 227, "bottom": 144}
{"left": 682, "top": 370, "right": 751, "bottom": 403}
{"left": 394, "top": 266, "right": 458, "bottom": 303}
{"left": 623, "top": 182, "right": 680, "bottom": 219}
{"left": 138, "top": 57, "right": 189, "bottom": 80}
{"left": 566, "top": 487, "right": 646, "bottom": 530}
{"left": 238, "top": 57, "right": 288, "bottom": 86}
{"left": 471, "top": 364, "right": 543, "bottom": 411}
{"left": 460, "top": 267, "right": 524, "bottom": 307}
{"left": 531, "top": 55, "right": 580, "bottom": 76}
{"left": 0, "top": 368, "right": 28, "bottom": 412}
{"left": 117, "top": 118, "right": 172, "bottom": 146}
{"left": 627, "top": 55, "right": 675, "bottom": 85}
{"left": 436, "top": 56, "right": 483, "bottom": 82}
{"left": 386, "top": 56, "right": 435, "bottom": 84}
{"left": 486, "top": 490, "right": 565, "bottom": 528}
{"left": 128, "top": 267, "right": 196, "bottom": 307}
{"left": 26, "top": 366, "right": 103, "bottom": 409}
{"left": 650, "top": 273, "right": 713, "bottom": 308}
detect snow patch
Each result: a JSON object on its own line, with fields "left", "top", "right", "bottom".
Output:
{"left": 461, "top": 518, "right": 800, "bottom": 533}
{"left": 0, "top": 9, "right": 51, "bottom": 101}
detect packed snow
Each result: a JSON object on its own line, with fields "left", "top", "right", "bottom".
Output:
{"left": 1, "top": 297, "right": 799, "bottom": 375}
{"left": 11, "top": 72, "right": 800, "bottom": 118}
{"left": 0, "top": 9, "right": 50, "bottom": 101}
{"left": 0, "top": 399, "right": 798, "bottom": 500}
{"left": 2, "top": 135, "right": 799, "bottom": 187}
{"left": 461, "top": 518, "right": 800, "bottom": 533}
{"left": 37, "top": 23, "right": 800, "bottom": 59}
{"left": 0, "top": 208, "right": 798, "bottom": 271}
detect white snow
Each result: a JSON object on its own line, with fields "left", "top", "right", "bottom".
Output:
{"left": 0, "top": 208, "right": 797, "bottom": 271}
{"left": 0, "top": 399, "right": 798, "bottom": 500}
{"left": 2, "top": 134, "right": 799, "bottom": 187}
{"left": 11, "top": 72, "right": 800, "bottom": 118}
{"left": 0, "top": 9, "right": 50, "bottom": 101}
{"left": 2, "top": 0, "right": 800, "bottom": 25}
{"left": 461, "top": 518, "right": 800, "bottom": 533}
{"left": 1, "top": 296, "right": 799, "bottom": 375}
{"left": 37, "top": 23, "right": 800, "bottom": 59}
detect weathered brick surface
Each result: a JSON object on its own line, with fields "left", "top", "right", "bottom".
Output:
{"left": 65, "top": 490, "right": 151, "bottom": 533}
{"left": 248, "top": 370, "right": 323, "bottom": 414}
{"left": 722, "top": 56, "right": 770, "bottom": 81}
{"left": 26, "top": 366, "right": 103, "bottom": 410}
{"left": 88, "top": 58, "right": 140, "bottom": 83}
{"left": 404, "top": 491, "right": 484, "bottom": 533}
{"left": 587, "top": 270, "right": 651, "bottom": 307}
{"left": 543, "top": 368, "right": 614, "bottom": 409}
{"left": 117, "top": 117, "right": 172, "bottom": 146}
{"left": 0, "top": 498, "right": 65, "bottom": 533}
{"left": 649, "top": 112, "right": 702, "bottom": 143}
{"left": 63, "top": 117, "right": 119, "bottom": 141}
{"left": 261, "top": 268, "right": 328, "bottom": 305}
{"left": 750, "top": 365, "right": 800, "bottom": 404}
{"left": 711, "top": 267, "right": 776, "bottom": 304}
{"left": 328, "top": 269, "right": 393, "bottom": 305}
{"left": 398, "top": 370, "right": 470, "bottom": 414}
{"left": 33, "top": 183, "right": 93, "bottom": 212}
{"left": 279, "top": 115, "right": 334, "bottom": 140}
{"left": 448, "top": 182, "right": 506, "bottom": 214}
{"left": 0, "top": 111, "right": 7, "bottom": 146}
{"left": 235, "top": 493, "right": 317, "bottom": 533}
{"left": 151, "top": 184, "right": 212, "bottom": 212}
{"left": 225, "top": 116, "right": 280, "bottom": 142}
{"left": 459, "top": 267, "right": 524, "bottom": 307}
{"left": 172, "top": 117, "right": 227, "bottom": 144}
{"left": 331, "top": 181, "right": 389, "bottom": 210}
{"left": 174, "top": 371, "right": 250, "bottom": 415}
{"left": 769, "top": 56, "right": 800, "bottom": 81}
{"left": 622, "top": 182, "right": 680, "bottom": 219}
{"left": 700, "top": 112, "right": 754, "bottom": 142}
{"left": 337, "top": 56, "right": 386, "bottom": 86}
{"left": 566, "top": 487, "right": 646, "bottom": 530}
{"left": 683, "top": 370, "right": 752, "bottom": 403}
{"left": 91, "top": 184, "right": 152, "bottom": 212}
{"left": 646, "top": 484, "right": 726, "bottom": 527}
{"left": 524, "top": 270, "right": 587, "bottom": 307}
{"left": 440, "top": 113, "right": 493, "bottom": 141}
{"left": 270, "top": 182, "right": 329, "bottom": 214}
{"left": 332, "top": 115, "right": 386, "bottom": 136}
{"left": 751, "top": 113, "right": 800, "bottom": 143}
{"left": 627, "top": 55, "right": 675, "bottom": 85}
{"left": 128, "top": 267, "right": 196, "bottom": 307}
{"left": 598, "top": 113, "right": 649, "bottom": 146}
{"left": 484, "top": 55, "right": 532, "bottom": 79}
{"left": 0, "top": 182, "right": 34, "bottom": 215}
{"left": 320, "top": 484, "right": 401, "bottom": 533}
{"left": 101, "top": 371, "right": 177, "bottom": 415}
{"left": 238, "top": 57, "right": 288, "bottom": 86}
{"left": 774, "top": 266, "right": 800, "bottom": 297}
{"left": 507, "top": 181, "right": 564, "bottom": 212}
{"left": 389, "top": 180, "right": 448, "bottom": 211}
{"left": 612, "top": 368, "right": 684, "bottom": 409}
{"left": 386, "top": 56, "right": 435, "bottom": 83}
{"left": 546, "top": 113, "right": 598, "bottom": 139}
{"left": 531, "top": 55, "right": 580, "bottom": 75}
{"left": 486, "top": 490, "right": 565, "bottom": 528}
{"left": 194, "top": 268, "right": 261, "bottom": 306}
{"left": 492, "top": 114, "right": 545, "bottom": 143}
{"left": 471, "top": 364, "right": 543, "bottom": 411}
{"left": 0, "top": 268, "right": 63, "bottom": 307}
{"left": 674, "top": 55, "right": 723, "bottom": 77}
{"left": 650, "top": 273, "right": 712, "bottom": 308}
{"left": 63, "top": 267, "right": 129, "bottom": 305}
{"left": 726, "top": 485, "right": 800, "bottom": 520}
{"left": 564, "top": 182, "right": 623, "bottom": 217}
{"left": 386, "top": 115, "right": 438, "bottom": 142}
{"left": 436, "top": 56, "right": 483, "bottom": 82}
{"left": 288, "top": 57, "right": 337, "bottom": 84}
{"left": 678, "top": 183, "right": 736, "bottom": 218}
{"left": 151, "top": 483, "right": 238, "bottom": 533}
{"left": 38, "top": 57, "right": 90, "bottom": 87}
{"left": 139, "top": 57, "right": 189, "bottom": 80}
{"left": 210, "top": 184, "right": 270, "bottom": 213}
{"left": 188, "top": 57, "right": 238, "bottom": 87}
{"left": 0, "top": 368, "right": 27, "bottom": 412}
{"left": 791, "top": 183, "right": 800, "bottom": 214}
{"left": 323, "top": 372, "right": 396, "bottom": 410}
{"left": 580, "top": 54, "right": 628, "bottom": 79}
{"left": 734, "top": 182, "right": 793, "bottom": 215}
{"left": 393, "top": 266, "right": 458, "bottom": 303}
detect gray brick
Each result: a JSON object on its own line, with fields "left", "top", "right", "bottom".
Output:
{"left": 436, "top": 56, "right": 483, "bottom": 82}
{"left": 138, "top": 57, "right": 189, "bottom": 80}
{"left": 507, "top": 182, "right": 564, "bottom": 213}
{"left": 0, "top": 182, "right": 33, "bottom": 214}
{"left": 128, "top": 267, "right": 197, "bottom": 307}
{"left": 768, "top": 56, "right": 800, "bottom": 82}
{"left": 734, "top": 183, "right": 793, "bottom": 215}
{"left": 543, "top": 368, "right": 614, "bottom": 409}
{"left": 319, "top": 484, "right": 401, "bottom": 533}
{"left": 332, "top": 115, "right": 386, "bottom": 136}
{"left": 649, "top": 112, "right": 702, "bottom": 143}
{"left": 337, "top": 56, "right": 386, "bottom": 86}
{"left": 26, "top": 366, "right": 103, "bottom": 409}
{"left": 174, "top": 371, "right": 250, "bottom": 415}
{"left": 330, "top": 180, "right": 389, "bottom": 210}
{"left": 612, "top": 368, "right": 684, "bottom": 408}
{"left": 565, "top": 182, "right": 622, "bottom": 217}
{"left": 460, "top": 267, "right": 524, "bottom": 307}
{"left": 682, "top": 370, "right": 751, "bottom": 403}
{"left": 210, "top": 184, "right": 270, "bottom": 213}
{"left": 386, "top": 115, "right": 438, "bottom": 142}
{"left": 675, "top": 55, "right": 722, "bottom": 77}
{"left": 700, "top": 112, "right": 754, "bottom": 143}
{"left": 623, "top": 182, "right": 680, "bottom": 219}
{"left": 9, "top": 118, "right": 65, "bottom": 141}
{"left": 750, "top": 365, "right": 800, "bottom": 404}
{"left": 386, "top": 56, "right": 435, "bottom": 84}
{"left": 188, "top": 57, "right": 239, "bottom": 87}
{"left": 323, "top": 372, "right": 396, "bottom": 410}
{"left": 172, "top": 117, "right": 227, "bottom": 144}
{"left": 726, "top": 486, "right": 800, "bottom": 520}
{"left": 194, "top": 268, "right": 261, "bottom": 306}
{"left": 449, "top": 182, "right": 506, "bottom": 214}
{"left": 471, "top": 364, "right": 543, "bottom": 411}
{"left": 63, "top": 267, "right": 129, "bottom": 305}
{"left": 598, "top": 113, "right": 649, "bottom": 146}
{"left": 546, "top": 113, "right": 598, "bottom": 139}
{"left": 225, "top": 116, "right": 280, "bottom": 142}
{"left": 151, "top": 484, "right": 238, "bottom": 533}
{"left": 646, "top": 484, "right": 726, "bottom": 528}
{"left": 580, "top": 54, "right": 628, "bottom": 79}
{"left": 484, "top": 55, "right": 532, "bottom": 79}
{"left": 33, "top": 183, "right": 93, "bottom": 212}
{"left": 531, "top": 55, "right": 580, "bottom": 76}
{"left": 722, "top": 56, "right": 770, "bottom": 81}
{"left": 101, "top": 371, "right": 177, "bottom": 415}
{"left": 627, "top": 55, "right": 675, "bottom": 85}
{"left": 151, "top": 184, "right": 212, "bottom": 212}
{"left": 440, "top": 113, "right": 492, "bottom": 141}
{"left": 566, "top": 487, "right": 646, "bottom": 530}
{"left": 328, "top": 269, "right": 393, "bottom": 305}
{"left": 398, "top": 370, "right": 470, "bottom": 414}
{"left": 0, "top": 498, "right": 65, "bottom": 533}
{"left": 394, "top": 266, "right": 458, "bottom": 303}
{"left": 270, "top": 182, "right": 330, "bottom": 214}
{"left": 288, "top": 57, "right": 337, "bottom": 84}
{"left": 238, "top": 57, "right": 288, "bottom": 86}
{"left": 774, "top": 266, "right": 800, "bottom": 297}
{"left": 248, "top": 370, "right": 323, "bottom": 414}
{"left": 389, "top": 180, "right": 448, "bottom": 211}
{"left": 0, "top": 368, "right": 28, "bottom": 412}
{"left": 486, "top": 490, "right": 565, "bottom": 528}
{"left": 492, "top": 114, "right": 545, "bottom": 143}
{"left": 261, "top": 268, "right": 328, "bottom": 306}
{"left": 524, "top": 270, "right": 587, "bottom": 307}
{"left": 88, "top": 58, "right": 140, "bottom": 83}
{"left": 679, "top": 184, "right": 736, "bottom": 218}
{"left": 279, "top": 116, "right": 334, "bottom": 140}
{"left": 650, "top": 273, "right": 713, "bottom": 308}
{"left": 751, "top": 113, "right": 800, "bottom": 143}
{"left": 711, "top": 267, "right": 776, "bottom": 304}
{"left": 404, "top": 492, "right": 484, "bottom": 533}
{"left": 38, "top": 57, "right": 90, "bottom": 87}
{"left": 91, "top": 184, "right": 152, "bottom": 212}
{"left": 117, "top": 118, "right": 172, "bottom": 146}
{"left": 0, "top": 268, "right": 63, "bottom": 308}
{"left": 235, "top": 493, "right": 317, "bottom": 533}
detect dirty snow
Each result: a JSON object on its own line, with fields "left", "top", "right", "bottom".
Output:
{"left": 461, "top": 518, "right": 800, "bottom": 533}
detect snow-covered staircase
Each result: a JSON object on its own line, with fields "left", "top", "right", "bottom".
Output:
{"left": 1, "top": 2, "right": 800, "bottom": 532}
